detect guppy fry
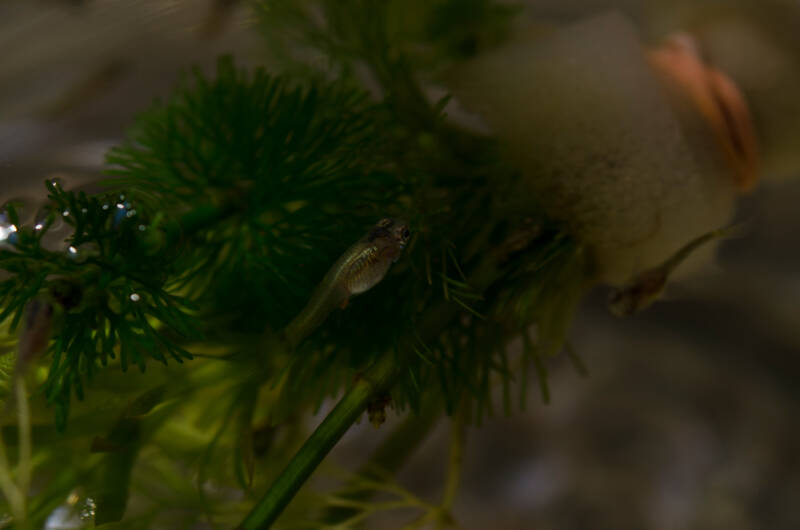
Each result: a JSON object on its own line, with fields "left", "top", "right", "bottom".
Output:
{"left": 285, "top": 218, "right": 410, "bottom": 346}
{"left": 608, "top": 224, "right": 744, "bottom": 317}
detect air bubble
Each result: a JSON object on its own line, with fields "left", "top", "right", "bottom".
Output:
{"left": 130, "top": 293, "right": 141, "bottom": 302}
{"left": 0, "top": 222, "right": 17, "bottom": 243}
{"left": 33, "top": 205, "right": 62, "bottom": 233}
{"left": 113, "top": 208, "right": 126, "bottom": 228}
{"left": 79, "top": 497, "right": 96, "bottom": 521}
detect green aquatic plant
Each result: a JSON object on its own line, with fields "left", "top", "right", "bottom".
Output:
{"left": 0, "top": 1, "right": 591, "bottom": 528}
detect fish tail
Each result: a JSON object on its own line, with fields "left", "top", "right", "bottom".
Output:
{"left": 284, "top": 284, "right": 345, "bottom": 348}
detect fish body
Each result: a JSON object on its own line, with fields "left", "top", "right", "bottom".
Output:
{"left": 608, "top": 225, "right": 741, "bottom": 316}
{"left": 607, "top": 267, "right": 669, "bottom": 317}
{"left": 285, "top": 218, "right": 410, "bottom": 346}
{"left": 17, "top": 300, "right": 54, "bottom": 371}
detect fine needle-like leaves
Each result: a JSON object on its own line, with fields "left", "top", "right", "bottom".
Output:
{"left": 0, "top": 4, "right": 592, "bottom": 527}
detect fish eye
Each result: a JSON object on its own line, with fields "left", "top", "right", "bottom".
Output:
{"left": 401, "top": 227, "right": 410, "bottom": 240}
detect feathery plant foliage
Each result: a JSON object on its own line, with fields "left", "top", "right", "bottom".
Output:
{"left": 0, "top": 1, "right": 591, "bottom": 528}
{"left": 105, "top": 57, "right": 404, "bottom": 332}
{"left": 1, "top": 184, "right": 195, "bottom": 430}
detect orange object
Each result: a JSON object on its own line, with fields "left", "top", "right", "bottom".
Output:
{"left": 648, "top": 34, "right": 759, "bottom": 192}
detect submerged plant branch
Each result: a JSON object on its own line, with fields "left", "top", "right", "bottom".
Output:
{"left": 439, "top": 403, "right": 466, "bottom": 522}
{"left": 321, "top": 396, "right": 441, "bottom": 525}
{"left": 237, "top": 218, "right": 582, "bottom": 527}
{"left": 0, "top": 379, "right": 33, "bottom": 528}
{"left": 237, "top": 352, "right": 400, "bottom": 529}
{"left": 0, "top": 6, "right": 593, "bottom": 523}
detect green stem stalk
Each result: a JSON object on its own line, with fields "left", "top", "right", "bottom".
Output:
{"left": 322, "top": 395, "right": 441, "bottom": 525}
{"left": 0, "top": 379, "right": 31, "bottom": 527}
{"left": 440, "top": 407, "right": 465, "bottom": 512}
{"left": 0, "top": 425, "right": 23, "bottom": 522}
{"left": 16, "top": 379, "right": 30, "bottom": 523}
{"left": 237, "top": 353, "right": 401, "bottom": 529}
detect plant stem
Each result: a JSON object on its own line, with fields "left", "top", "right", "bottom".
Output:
{"left": 0, "top": 425, "right": 23, "bottom": 522}
{"left": 0, "top": 379, "right": 30, "bottom": 527}
{"left": 237, "top": 352, "right": 401, "bottom": 529}
{"left": 438, "top": 403, "right": 466, "bottom": 526}
{"left": 321, "top": 395, "right": 441, "bottom": 525}
{"left": 16, "top": 379, "right": 30, "bottom": 523}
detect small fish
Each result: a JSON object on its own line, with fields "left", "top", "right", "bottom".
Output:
{"left": 284, "top": 218, "right": 411, "bottom": 346}
{"left": 2, "top": 299, "right": 54, "bottom": 414}
{"left": 16, "top": 299, "right": 54, "bottom": 373}
{"left": 608, "top": 225, "right": 742, "bottom": 317}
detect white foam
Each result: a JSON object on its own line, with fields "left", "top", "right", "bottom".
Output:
{"left": 448, "top": 12, "right": 738, "bottom": 284}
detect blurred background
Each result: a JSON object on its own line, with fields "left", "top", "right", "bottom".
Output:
{"left": 1, "top": 1, "right": 798, "bottom": 529}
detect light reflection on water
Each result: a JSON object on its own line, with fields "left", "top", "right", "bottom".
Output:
{"left": 44, "top": 494, "right": 96, "bottom": 530}
{"left": 0, "top": 222, "right": 17, "bottom": 243}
